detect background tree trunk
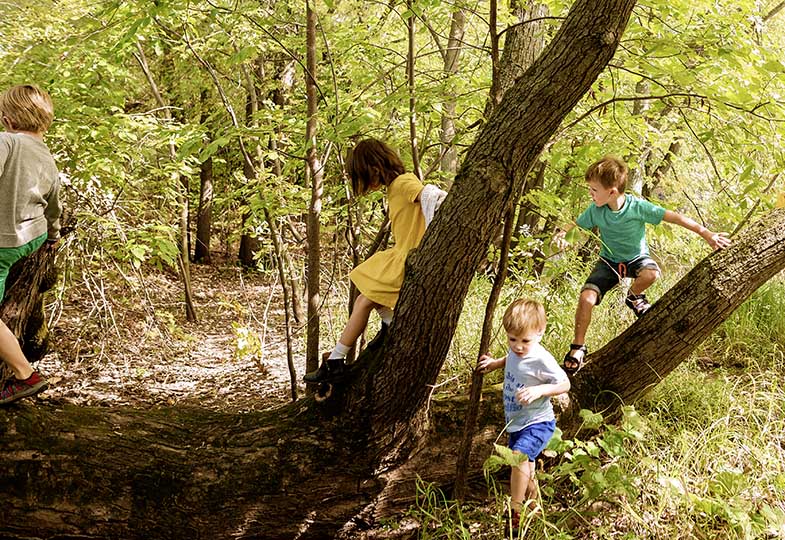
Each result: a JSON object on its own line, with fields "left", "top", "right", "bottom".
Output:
{"left": 195, "top": 90, "right": 213, "bottom": 265}
{"left": 304, "top": 0, "right": 324, "bottom": 376}
{"left": 439, "top": 8, "right": 465, "bottom": 177}
{"left": 238, "top": 91, "right": 261, "bottom": 268}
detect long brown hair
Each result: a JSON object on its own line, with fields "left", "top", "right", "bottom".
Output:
{"left": 346, "top": 138, "right": 406, "bottom": 196}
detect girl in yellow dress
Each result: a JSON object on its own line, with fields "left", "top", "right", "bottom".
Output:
{"left": 303, "top": 139, "right": 425, "bottom": 384}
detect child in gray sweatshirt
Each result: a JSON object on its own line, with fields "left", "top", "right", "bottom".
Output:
{"left": 0, "top": 84, "right": 61, "bottom": 405}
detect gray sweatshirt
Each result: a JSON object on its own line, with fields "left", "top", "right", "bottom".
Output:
{"left": 0, "top": 132, "right": 61, "bottom": 248}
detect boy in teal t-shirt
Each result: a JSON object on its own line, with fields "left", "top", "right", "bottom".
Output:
{"left": 557, "top": 156, "right": 730, "bottom": 374}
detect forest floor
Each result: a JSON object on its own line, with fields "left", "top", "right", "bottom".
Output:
{"left": 35, "top": 255, "right": 304, "bottom": 412}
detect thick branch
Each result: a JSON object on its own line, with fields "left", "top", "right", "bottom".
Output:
{"left": 565, "top": 208, "right": 785, "bottom": 426}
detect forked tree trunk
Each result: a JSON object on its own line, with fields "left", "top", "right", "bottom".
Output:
{"left": 2, "top": 210, "right": 784, "bottom": 539}
{"left": 359, "top": 0, "right": 638, "bottom": 449}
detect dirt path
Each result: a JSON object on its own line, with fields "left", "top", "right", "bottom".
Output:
{"left": 36, "top": 258, "right": 306, "bottom": 412}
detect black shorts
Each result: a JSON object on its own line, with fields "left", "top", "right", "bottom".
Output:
{"left": 581, "top": 256, "right": 660, "bottom": 304}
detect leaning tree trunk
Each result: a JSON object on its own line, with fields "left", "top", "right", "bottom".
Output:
{"left": 2, "top": 210, "right": 785, "bottom": 538}
{"left": 346, "top": 0, "right": 638, "bottom": 455}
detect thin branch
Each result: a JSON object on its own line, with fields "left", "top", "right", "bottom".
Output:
{"left": 678, "top": 108, "right": 731, "bottom": 200}
{"left": 731, "top": 173, "right": 780, "bottom": 236}
{"left": 558, "top": 93, "right": 706, "bottom": 134}
{"left": 764, "top": 0, "right": 785, "bottom": 21}
{"left": 454, "top": 202, "right": 516, "bottom": 501}
{"left": 181, "top": 26, "right": 255, "bottom": 174}
{"left": 681, "top": 188, "right": 706, "bottom": 227}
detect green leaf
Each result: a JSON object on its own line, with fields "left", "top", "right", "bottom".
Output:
{"left": 762, "top": 60, "right": 785, "bottom": 73}
{"left": 579, "top": 409, "right": 604, "bottom": 430}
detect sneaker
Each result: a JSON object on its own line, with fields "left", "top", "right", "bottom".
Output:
{"left": 625, "top": 293, "right": 651, "bottom": 318}
{"left": 509, "top": 509, "right": 521, "bottom": 539}
{"left": 0, "top": 371, "right": 49, "bottom": 405}
{"left": 303, "top": 356, "right": 346, "bottom": 383}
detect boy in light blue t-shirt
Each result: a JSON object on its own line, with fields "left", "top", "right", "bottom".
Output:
{"left": 557, "top": 156, "right": 730, "bottom": 374}
{"left": 477, "top": 299, "right": 570, "bottom": 532}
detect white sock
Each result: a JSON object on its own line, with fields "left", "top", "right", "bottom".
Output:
{"left": 328, "top": 342, "right": 350, "bottom": 360}
{"left": 376, "top": 306, "right": 393, "bottom": 325}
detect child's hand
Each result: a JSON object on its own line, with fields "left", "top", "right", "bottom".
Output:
{"left": 516, "top": 385, "right": 543, "bottom": 405}
{"left": 476, "top": 354, "right": 498, "bottom": 374}
{"left": 701, "top": 230, "right": 731, "bottom": 250}
{"left": 551, "top": 229, "right": 569, "bottom": 251}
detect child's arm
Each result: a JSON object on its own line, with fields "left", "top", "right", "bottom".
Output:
{"left": 516, "top": 379, "right": 571, "bottom": 405}
{"left": 552, "top": 223, "right": 577, "bottom": 251}
{"left": 476, "top": 354, "right": 505, "bottom": 374}
{"left": 662, "top": 210, "right": 731, "bottom": 250}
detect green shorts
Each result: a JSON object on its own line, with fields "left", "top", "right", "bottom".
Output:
{"left": 0, "top": 233, "right": 47, "bottom": 301}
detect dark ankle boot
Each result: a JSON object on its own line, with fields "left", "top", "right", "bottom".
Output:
{"left": 303, "top": 357, "right": 346, "bottom": 383}
{"left": 365, "top": 322, "right": 389, "bottom": 351}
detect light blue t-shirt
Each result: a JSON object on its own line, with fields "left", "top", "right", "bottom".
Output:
{"left": 503, "top": 343, "right": 568, "bottom": 433}
{"left": 576, "top": 194, "right": 666, "bottom": 263}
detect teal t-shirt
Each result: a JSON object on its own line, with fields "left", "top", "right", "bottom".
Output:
{"left": 576, "top": 194, "right": 666, "bottom": 262}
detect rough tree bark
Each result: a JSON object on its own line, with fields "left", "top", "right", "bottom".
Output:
{"left": 304, "top": 0, "right": 324, "bottom": 376}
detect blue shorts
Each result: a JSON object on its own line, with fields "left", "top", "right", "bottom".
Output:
{"left": 581, "top": 256, "right": 660, "bottom": 304}
{"left": 508, "top": 420, "right": 556, "bottom": 462}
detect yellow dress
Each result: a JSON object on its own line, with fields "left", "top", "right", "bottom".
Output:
{"left": 350, "top": 173, "right": 425, "bottom": 308}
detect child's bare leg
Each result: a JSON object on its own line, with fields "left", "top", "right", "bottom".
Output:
{"left": 571, "top": 289, "right": 597, "bottom": 354}
{"left": 573, "top": 288, "right": 598, "bottom": 346}
{"left": 509, "top": 454, "right": 531, "bottom": 513}
{"left": 563, "top": 289, "right": 596, "bottom": 371}
{"left": 630, "top": 268, "right": 659, "bottom": 295}
{"left": 338, "top": 294, "right": 381, "bottom": 348}
{"left": 304, "top": 294, "right": 382, "bottom": 382}
{"left": 523, "top": 461, "right": 539, "bottom": 511}
{"left": 0, "top": 320, "right": 33, "bottom": 380}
